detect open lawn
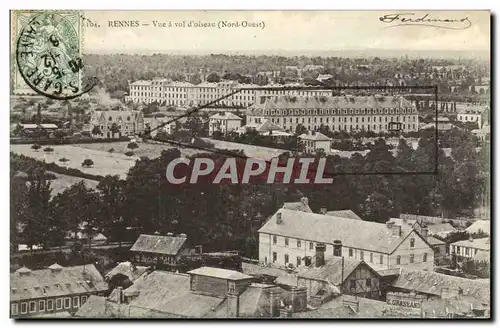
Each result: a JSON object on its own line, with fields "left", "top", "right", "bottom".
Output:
{"left": 11, "top": 144, "right": 139, "bottom": 179}
{"left": 48, "top": 172, "right": 99, "bottom": 198}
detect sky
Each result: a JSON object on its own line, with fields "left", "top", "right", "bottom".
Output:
{"left": 81, "top": 11, "right": 490, "bottom": 55}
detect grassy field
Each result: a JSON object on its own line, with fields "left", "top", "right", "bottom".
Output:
{"left": 11, "top": 144, "right": 139, "bottom": 179}
{"left": 48, "top": 172, "right": 99, "bottom": 197}
{"left": 73, "top": 141, "right": 202, "bottom": 159}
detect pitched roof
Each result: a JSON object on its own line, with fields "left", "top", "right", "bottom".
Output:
{"left": 10, "top": 264, "right": 108, "bottom": 302}
{"left": 473, "top": 250, "right": 490, "bottom": 262}
{"left": 75, "top": 295, "right": 129, "bottom": 318}
{"left": 209, "top": 112, "right": 242, "bottom": 120}
{"left": 465, "top": 220, "right": 490, "bottom": 235}
{"left": 249, "top": 95, "right": 414, "bottom": 113}
{"left": 298, "top": 257, "right": 371, "bottom": 284}
{"left": 451, "top": 237, "right": 490, "bottom": 251}
{"left": 258, "top": 209, "right": 416, "bottom": 254}
{"left": 98, "top": 110, "right": 141, "bottom": 122}
{"left": 326, "top": 210, "right": 363, "bottom": 221}
{"left": 124, "top": 271, "right": 189, "bottom": 299}
{"left": 241, "top": 262, "right": 298, "bottom": 286}
{"left": 188, "top": 267, "right": 253, "bottom": 281}
{"left": 105, "top": 262, "right": 149, "bottom": 282}
{"left": 391, "top": 268, "right": 490, "bottom": 303}
{"left": 299, "top": 132, "right": 332, "bottom": 142}
{"left": 426, "top": 236, "right": 446, "bottom": 246}
{"left": 125, "top": 271, "right": 225, "bottom": 317}
{"left": 421, "top": 296, "right": 490, "bottom": 318}
{"left": 428, "top": 223, "right": 457, "bottom": 234}
{"left": 130, "top": 234, "right": 187, "bottom": 255}
{"left": 282, "top": 200, "right": 312, "bottom": 213}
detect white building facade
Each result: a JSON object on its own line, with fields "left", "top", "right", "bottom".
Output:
{"left": 208, "top": 112, "right": 242, "bottom": 135}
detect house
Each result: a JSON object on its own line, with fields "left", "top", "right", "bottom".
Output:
{"left": 298, "top": 131, "right": 332, "bottom": 154}
{"left": 130, "top": 233, "right": 189, "bottom": 268}
{"left": 90, "top": 110, "right": 144, "bottom": 139}
{"left": 10, "top": 263, "right": 108, "bottom": 318}
{"left": 77, "top": 267, "right": 308, "bottom": 318}
{"left": 208, "top": 112, "right": 242, "bottom": 135}
{"left": 465, "top": 220, "right": 490, "bottom": 236}
{"left": 426, "top": 236, "right": 447, "bottom": 262}
{"left": 105, "top": 262, "right": 150, "bottom": 289}
{"left": 237, "top": 118, "right": 292, "bottom": 137}
{"left": 450, "top": 237, "right": 490, "bottom": 262}
{"left": 258, "top": 208, "right": 435, "bottom": 271}
{"left": 389, "top": 267, "right": 490, "bottom": 305}
{"left": 297, "top": 249, "right": 382, "bottom": 301}
{"left": 426, "top": 223, "right": 457, "bottom": 238}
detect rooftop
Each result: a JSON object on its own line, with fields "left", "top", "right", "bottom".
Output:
{"left": 325, "top": 210, "right": 363, "bottom": 221}
{"left": 259, "top": 209, "right": 415, "bottom": 254}
{"left": 391, "top": 268, "right": 490, "bottom": 303}
{"left": 451, "top": 237, "right": 490, "bottom": 250}
{"left": 130, "top": 234, "right": 187, "bottom": 256}
{"left": 105, "top": 262, "right": 149, "bottom": 283}
{"left": 298, "top": 257, "right": 371, "bottom": 285}
{"left": 298, "top": 131, "right": 332, "bottom": 142}
{"left": 188, "top": 267, "right": 253, "bottom": 281}
{"left": 10, "top": 264, "right": 108, "bottom": 302}
{"left": 465, "top": 220, "right": 490, "bottom": 235}
{"left": 209, "top": 112, "right": 242, "bottom": 120}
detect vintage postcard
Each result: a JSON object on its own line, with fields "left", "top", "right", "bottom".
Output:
{"left": 9, "top": 10, "right": 491, "bottom": 319}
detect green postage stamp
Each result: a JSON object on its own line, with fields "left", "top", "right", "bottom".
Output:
{"left": 11, "top": 10, "right": 85, "bottom": 99}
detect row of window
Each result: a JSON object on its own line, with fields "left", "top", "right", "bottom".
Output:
{"left": 458, "top": 115, "right": 479, "bottom": 121}
{"left": 263, "top": 107, "right": 417, "bottom": 116}
{"left": 283, "top": 123, "right": 417, "bottom": 132}
{"left": 11, "top": 295, "right": 88, "bottom": 316}
{"left": 269, "top": 115, "right": 417, "bottom": 125}
{"left": 272, "top": 235, "right": 316, "bottom": 250}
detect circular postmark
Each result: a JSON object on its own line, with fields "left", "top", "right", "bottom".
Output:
{"left": 16, "top": 12, "right": 96, "bottom": 100}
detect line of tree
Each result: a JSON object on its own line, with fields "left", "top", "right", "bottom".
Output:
{"left": 11, "top": 125, "right": 488, "bottom": 259}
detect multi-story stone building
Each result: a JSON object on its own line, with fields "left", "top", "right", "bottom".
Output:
{"left": 258, "top": 204, "right": 434, "bottom": 272}
{"left": 208, "top": 112, "right": 243, "bottom": 135}
{"left": 10, "top": 264, "right": 108, "bottom": 318}
{"left": 90, "top": 110, "right": 145, "bottom": 139}
{"left": 247, "top": 95, "right": 419, "bottom": 133}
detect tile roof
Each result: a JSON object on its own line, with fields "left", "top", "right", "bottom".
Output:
{"left": 299, "top": 131, "right": 332, "bottom": 141}
{"left": 97, "top": 110, "right": 142, "bottom": 122}
{"left": 188, "top": 267, "right": 253, "bottom": 280}
{"left": 258, "top": 209, "right": 415, "bottom": 254}
{"left": 130, "top": 234, "right": 187, "bottom": 255}
{"left": 105, "top": 262, "right": 149, "bottom": 283}
{"left": 75, "top": 295, "right": 129, "bottom": 318}
{"left": 249, "top": 95, "right": 414, "bottom": 112}
{"left": 451, "top": 237, "right": 490, "bottom": 251}
{"left": 282, "top": 200, "right": 312, "bottom": 213}
{"left": 473, "top": 250, "right": 490, "bottom": 262}
{"left": 421, "top": 296, "right": 490, "bottom": 318}
{"left": 391, "top": 268, "right": 490, "bottom": 303}
{"left": 10, "top": 264, "right": 108, "bottom": 302}
{"left": 326, "top": 210, "right": 363, "bottom": 221}
{"left": 465, "top": 220, "right": 490, "bottom": 235}
{"left": 209, "top": 112, "right": 242, "bottom": 120}
{"left": 428, "top": 223, "right": 457, "bottom": 234}
{"left": 298, "top": 257, "right": 369, "bottom": 284}
{"left": 124, "top": 271, "right": 189, "bottom": 299}
{"left": 426, "top": 236, "right": 446, "bottom": 246}
{"left": 241, "top": 263, "right": 298, "bottom": 286}
{"left": 239, "top": 119, "right": 285, "bottom": 134}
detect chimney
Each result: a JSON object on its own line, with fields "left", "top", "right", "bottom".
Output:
{"left": 333, "top": 240, "right": 342, "bottom": 257}
{"left": 269, "top": 291, "right": 279, "bottom": 317}
{"left": 290, "top": 287, "right": 308, "bottom": 313}
{"left": 421, "top": 227, "right": 429, "bottom": 238}
{"left": 315, "top": 243, "right": 326, "bottom": 267}
{"left": 276, "top": 212, "right": 283, "bottom": 224}
{"left": 320, "top": 208, "right": 327, "bottom": 214}
{"left": 392, "top": 225, "right": 402, "bottom": 237}
{"left": 117, "top": 286, "right": 124, "bottom": 304}
{"left": 386, "top": 221, "right": 394, "bottom": 229}
{"left": 166, "top": 232, "right": 174, "bottom": 236}
{"left": 301, "top": 197, "right": 309, "bottom": 206}
{"left": 227, "top": 289, "right": 240, "bottom": 318}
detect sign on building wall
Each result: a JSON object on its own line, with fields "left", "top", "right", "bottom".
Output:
{"left": 386, "top": 292, "right": 424, "bottom": 309}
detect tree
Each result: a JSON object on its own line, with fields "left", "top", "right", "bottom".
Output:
{"left": 92, "top": 125, "right": 101, "bottom": 136}
{"left": 82, "top": 159, "right": 94, "bottom": 168}
{"left": 110, "top": 123, "right": 120, "bottom": 137}
{"left": 108, "top": 148, "right": 115, "bottom": 154}
{"left": 125, "top": 151, "right": 134, "bottom": 157}
{"left": 295, "top": 124, "right": 307, "bottom": 136}
{"left": 31, "top": 143, "right": 41, "bottom": 152}
{"left": 206, "top": 72, "right": 221, "bottom": 83}
{"left": 127, "top": 142, "right": 139, "bottom": 150}
{"left": 43, "top": 147, "right": 54, "bottom": 153}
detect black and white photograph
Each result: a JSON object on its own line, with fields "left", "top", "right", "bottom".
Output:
{"left": 8, "top": 9, "right": 491, "bottom": 319}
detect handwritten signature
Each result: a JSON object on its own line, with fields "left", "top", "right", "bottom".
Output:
{"left": 379, "top": 13, "right": 472, "bottom": 30}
